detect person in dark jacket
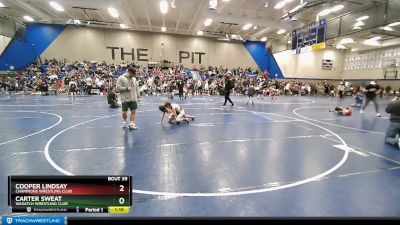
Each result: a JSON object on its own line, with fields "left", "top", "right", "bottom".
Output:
{"left": 385, "top": 99, "right": 400, "bottom": 148}
{"left": 360, "top": 81, "right": 381, "bottom": 117}
{"left": 222, "top": 73, "right": 234, "bottom": 107}
{"left": 177, "top": 79, "right": 184, "bottom": 101}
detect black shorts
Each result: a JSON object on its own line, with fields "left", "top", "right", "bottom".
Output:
{"left": 122, "top": 101, "right": 138, "bottom": 111}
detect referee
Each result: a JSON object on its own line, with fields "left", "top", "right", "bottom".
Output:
{"left": 116, "top": 67, "right": 141, "bottom": 129}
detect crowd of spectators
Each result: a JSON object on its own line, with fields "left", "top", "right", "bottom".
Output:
{"left": 0, "top": 58, "right": 361, "bottom": 98}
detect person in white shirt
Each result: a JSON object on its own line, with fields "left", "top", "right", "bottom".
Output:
{"left": 85, "top": 77, "right": 93, "bottom": 94}
{"left": 338, "top": 81, "right": 346, "bottom": 99}
{"left": 86, "top": 77, "right": 93, "bottom": 86}
{"left": 116, "top": 67, "right": 141, "bottom": 129}
{"left": 284, "top": 82, "right": 291, "bottom": 95}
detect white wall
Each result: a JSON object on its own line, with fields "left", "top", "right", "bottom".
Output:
{"left": 41, "top": 26, "right": 399, "bottom": 80}
{"left": 0, "top": 35, "right": 11, "bottom": 56}
{"left": 273, "top": 47, "right": 345, "bottom": 79}
{"left": 41, "top": 26, "right": 258, "bottom": 69}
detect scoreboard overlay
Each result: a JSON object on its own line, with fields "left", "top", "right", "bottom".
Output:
{"left": 8, "top": 176, "right": 132, "bottom": 214}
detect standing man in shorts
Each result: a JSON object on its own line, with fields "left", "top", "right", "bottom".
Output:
{"left": 116, "top": 67, "right": 141, "bottom": 129}
{"left": 360, "top": 81, "right": 381, "bottom": 117}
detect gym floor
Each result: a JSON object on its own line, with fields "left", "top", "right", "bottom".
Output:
{"left": 1, "top": 94, "right": 400, "bottom": 217}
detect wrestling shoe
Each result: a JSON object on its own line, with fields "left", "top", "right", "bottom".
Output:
{"left": 129, "top": 123, "right": 139, "bottom": 130}
{"left": 122, "top": 120, "right": 127, "bottom": 128}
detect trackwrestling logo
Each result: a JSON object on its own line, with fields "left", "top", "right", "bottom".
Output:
{"left": 2, "top": 216, "right": 64, "bottom": 225}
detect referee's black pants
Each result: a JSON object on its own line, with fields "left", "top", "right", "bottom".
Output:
{"left": 223, "top": 90, "right": 233, "bottom": 106}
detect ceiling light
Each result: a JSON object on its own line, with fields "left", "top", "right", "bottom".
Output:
{"left": 160, "top": 0, "right": 169, "bottom": 14}
{"left": 274, "top": 1, "right": 286, "bottom": 9}
{"left": 171, "top": 0, "right": 176, "bottom": 8}
{"left": 388, "top": 21, "right": 400, "bottom": 27}
{"left": 66, "top": 19, "right": 72, "bottom": 24}
{"left": 197, "top": 30, "right": 204, "bottom": 35}
{"left": 108, "top": 7, "right": 119, "bottom": 18}
{"left": 371, "top": 36, "right": 382, "bottom": 41}
{"left": 330, "top": 5, "right": 344, "bottom": 12}
{"left": 354, "top": 21, "right": 365, "bottom": 27}
{"left": 289, "top": 1, "right": 307, "bottom": 13}
{"left": 0, "top": 2, "right": 5, "bottom": 7}
{"left": 222, "top": 0, "right": 230, "bottom": 1}
{"left": 381, "top": 26, "right": 394, "bottom": 31}
{"left": 353, "top": 26, "right": 362, "bottom": 30}
{"left": 277, "top": 29, "right": 286, "bottom": 34}
{"left": 23, "top": 16, "right": 34, "bottom": 22}
{"left": 87, "top": 21, "right": 91, "bottom": 25}
{"left": 209, "top": 0, "right": 217, "bottom": 10}
{"left": 318, "top": 9, "right": 331, "bottom": 17}
{"left": 225, "top": 34, "right": 243, "bottom": 41}
{"left": 265, "top": 1, "right": 269, "bottom": 8}
{"left": 204, "top": 18, "right": 213, "bottom": 26}
{"left": 161, "top": 27, "right": 166, "bottom": 32}
{"left": 363, "top": 36, "right": 382, "bottom": 46}
{"left": 261, "top": 37, "right": 267, "bottom": 42}
{"left": 73, "top": 19, "right": 81, "bottom": 25}
{"left": 242, "top": 23, "right": 253, "bottom": 30}
{"left": 253, "top": 26, "right": 258, "bottom": 30}
{"left": 120, "top": 24, "right": 127, "bottom": 29}
{"left": 356, "top": 15, "right": 369, "bottom": 21}
{"left": 285, "top": 0, "right": 294, "bottom": 2}
{"left": 363, "top": 39, "right": 380, "bottom": 46}
{"left": 218, "top": 37, "right": 230, "bottom": 41}
{"left": 49, "top": 2, "right": 64, "bottom": 12}
{"left": 338, "top": 38, "right": 354, "bottom": 44}
{"left": 336, "top": 44, "right": 347, "bottom": 49}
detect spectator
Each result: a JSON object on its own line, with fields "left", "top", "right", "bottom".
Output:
{"left": 107, "top": 88, "right": 119, "bottom": 108}
{"left": 385, "top": 99, "right": 400, "bottom": 149}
